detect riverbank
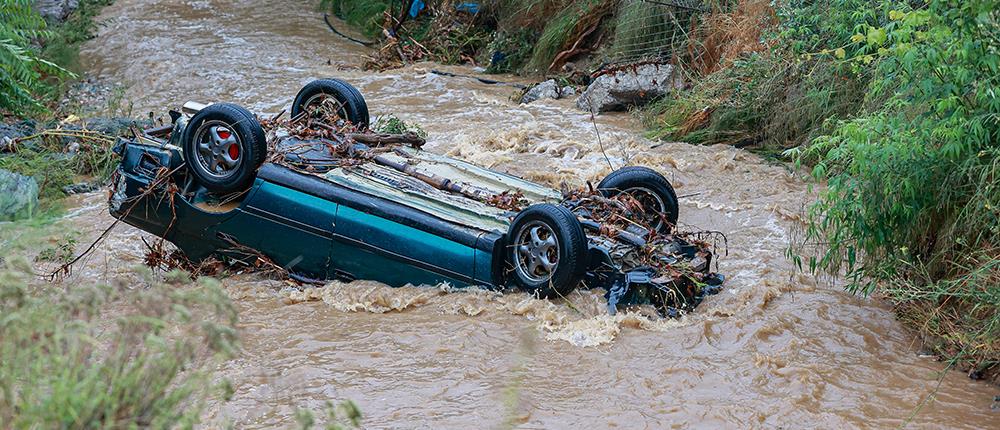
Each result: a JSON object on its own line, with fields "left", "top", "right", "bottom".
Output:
{"left": 1, "top": 0, "right": 143, "bottom": 219}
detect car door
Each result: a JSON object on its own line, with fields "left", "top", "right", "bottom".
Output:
{"left": 331, "top": 202, "right": 479, "bottom": 287}
{"left": 212, "top": 180, "right": 338, "bottom": 279}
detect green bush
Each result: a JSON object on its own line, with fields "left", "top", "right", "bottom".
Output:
{"left": 795, "top": 0, "right": 999, "bottom": 374}
{"left": 321, "top": 0, "right": 394, "bottom": 38}
{"left": 0, "top": 263, "right": 239, "bottom": 428}
{"left": 0, "top": 0, "right": 72, "bottom": 114}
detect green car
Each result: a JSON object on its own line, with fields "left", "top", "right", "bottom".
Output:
{"left": 109, "top": 79, "right": 722, "bottom": 315}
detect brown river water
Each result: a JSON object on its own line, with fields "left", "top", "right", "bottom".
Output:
{"left": 53, "top": 0, "right": 1000, "bottom": 428}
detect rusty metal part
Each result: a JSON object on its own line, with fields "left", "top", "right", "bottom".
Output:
{"left": 371, "top": 154, "right": 494, "bottom": 202}
{"left": 350, "top": 131, "right": 425, "bottom": 148}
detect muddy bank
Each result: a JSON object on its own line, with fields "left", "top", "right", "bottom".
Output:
{"left": 49, "top": 0, "right": 1000, "bottom": 427}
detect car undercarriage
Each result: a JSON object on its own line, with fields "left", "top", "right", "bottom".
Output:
{"left": 108, "top": 78, "right": 725, "bottom": 316}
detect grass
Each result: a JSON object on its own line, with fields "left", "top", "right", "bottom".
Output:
{"left": 321, "top": 0, "right": 394, "bottom": 38}
{"left": 328, "top": 0, "right": 622, "bottom": 75}
{"left": 523, "top": 0, "right": 610, "bottom": 73}
{"left": 0, "top": 127, "right": 121, "bottom": 201}
{"left": 0, "top": 261, "right": 239, "bottom": 428}
{"left": 483, "top": 28, "right": 536, "bottom": 73}
{"left": 40, "top": 0, "right": 115, "bottom": 75}
{"left": 610, "top": 0, "right": 684, "bottom": 62}
{"left": 638, "top": 0, "right": 866, "bottom": 150}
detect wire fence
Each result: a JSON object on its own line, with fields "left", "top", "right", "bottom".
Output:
{"left": 608, "top": 0, "right": 704, "bottom": 67}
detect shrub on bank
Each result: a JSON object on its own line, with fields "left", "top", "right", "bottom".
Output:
{"left": 641, "top": 0, "right": 875, "bottom": 150}
{"left": 0, "top": 0, "right": 73, "bottom": 114}
{"left": 0, "top": 263, "right": 239, "bottom": 428}
{"left": 639, "top": 0, "right": 998, "bottom": 380}
{"left": 796, "top": 0, "right": 999, "bottom": 379}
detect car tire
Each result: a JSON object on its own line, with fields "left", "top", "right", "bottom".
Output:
{"left": 291, "top": 78, "right": 370, "bottom": 128}
{"left": 507, "top": 203, "right": 587, "bottom": 298}
{"left": 182, "top": 103, "right": 267, "bottom": 194}
{"left": 597, "top": 166, "right": 679, "bottom": 233}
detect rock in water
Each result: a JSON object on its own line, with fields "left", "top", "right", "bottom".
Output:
{"left": 0, "top": 169, "right": 40, "bottom": 221}
{"left": 521, "top": 79, "right": 561, "bottom": 104}
{"left": 33, "top": 0, "right": 79, "bottom": 22}
{"left": 0, "top": 120, "right": 36, "bottom": 152}
{"left": 577, "top": 63, "right": 681, "bottom": 113}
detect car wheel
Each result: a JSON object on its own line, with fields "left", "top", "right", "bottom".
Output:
{"left": 291, "top": 78, "right": 370, "bottom": 128}
{"left": 507, "top": 204, "right": 587, "bottom": 298}
{"left": 182, "top": 103, "right": 267, "bottom": 194}
{"left": 597, "top": 166, "right": 679, "bottom": 233}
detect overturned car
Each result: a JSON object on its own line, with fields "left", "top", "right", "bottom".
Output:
{"left": 109, "top": 78, "right": 723, "bottom": 315}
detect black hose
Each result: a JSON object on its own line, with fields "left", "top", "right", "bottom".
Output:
{"left": 323, "top": 13, "right": 376, "bottom": 47}
{"left": 430, "top": 70, "right": 527, "bottom": 90}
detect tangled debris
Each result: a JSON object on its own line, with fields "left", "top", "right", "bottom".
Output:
{"left": 564, "top": 186, "right": 726, "bottom": 315}
{"left": 263, "top": 111, "right": 533, "bottom": 213}
{"left": 485, "top": 190, "right": 528, "bottom": 212}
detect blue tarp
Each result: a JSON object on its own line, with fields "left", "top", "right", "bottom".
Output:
{"left": 455, "top": 2, "right": 480, "bottom": 14}
{"left": 409, "top": 0, "right": 425, "bottom": 18}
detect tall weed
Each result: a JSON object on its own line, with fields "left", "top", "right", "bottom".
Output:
{"left": 0, "top": 263, "right": 239, "bottom": 428}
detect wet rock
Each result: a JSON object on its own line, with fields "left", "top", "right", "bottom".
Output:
{"left": 521, "top": 80, "right": 581, "bottom": 104}
{"left": 59, "top": 79, "right": 122, "bottom": 114}
{"left": 577, "top": 63, "right": 681, "bottom": 113}
{"left": 33, "top": 0, "right": 79, "bottom": 23}
{"left": 62, "top": 181, "right": 99, "bottom": 195}
{"left": 84, "top": 117, "right": 153, "bottom": 136}
{"left": 0, "top": 169, "right": 40, "bottom": 221}
{"left": 0, "top": 121, "right": 36, "bottom": 152}
{"left": 0, "top": 137, "right": 14, "bottom": 153}
{"left": 521, "top": 79, "right": 561, "bottom": 104}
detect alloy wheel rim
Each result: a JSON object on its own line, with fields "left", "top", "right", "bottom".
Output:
{"left": 513, "top": 220, "right": 560, "bottom": 283}
{"left": 194, "top": 120, "right": 243, "bottom": 179}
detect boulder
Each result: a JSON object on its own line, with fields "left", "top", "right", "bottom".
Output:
{"left": 63, "top": 181, "right": 100, "bottom": 195}
{"left": 0, "top": 169, "right": 40, "bottom": 221}
{"left": 84, "top": 117, "right": 154, "bottom": 136}
{"left": 576, "top": 63, "right": 681, "bottom": 113}
{"left": 0, "top": 121, "right": 36, "bottom": 152}
{"left": 33, "top": 0, "right": 79, "bottom": 23}
{"left": 521, "top": 79, "right": 561, "bottom": 104}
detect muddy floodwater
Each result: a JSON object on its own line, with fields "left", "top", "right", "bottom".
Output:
{"left": 59, "top": 0, "right": 1000, "bottom": 428}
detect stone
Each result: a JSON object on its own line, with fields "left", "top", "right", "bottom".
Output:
{"left": 84, "top": 117, "right": 154, "bottom": 136}
{"left": 576, "top": 63, "right": 681, "bottom": 113}
{"left": 520, "top": 79, "right": 561, "bottom": 104}
{"left": 560, "top": 86, "right": 577, "bottom": 97}
{"left": 62, "top": 182, "right": 99, "bottom": 195}
{"left": 33, "top": 0, "right": 79, "bottom": 23}
{"left": 0, "top": 120, "right": 36, "bottom": 152}
{"left": 0, "top": 169, "right": 40, "bottom": 221}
